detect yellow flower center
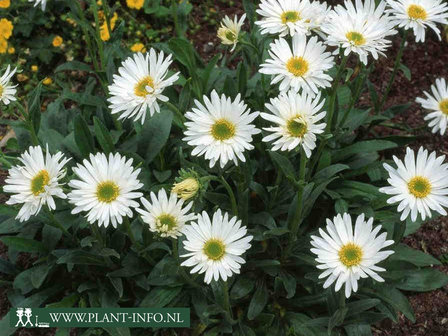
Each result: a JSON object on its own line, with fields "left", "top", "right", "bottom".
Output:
{"left": 287, "top": 116, "right": 308, "bottom": 138}
{"left": 346, "top": 31, "right": 366, "bottom": 46}
{"left": 439, "top": 99, "right": 448, "bottom": 115}
{"left": 407, "top": 4, "right": 427, "bottom": 20}
{"left": 203, "top": 239, "right": 226, "bottom": 261}
{"left": 96, "top": 181, "right": 119, "bottom": 203}
{"left": 134, "top": 76, "right": 155, "bottom": 97}
{"left": 281, "top": 10, "right": 301, "bottom": 24}
{"left": 31, "top": 170, "right": 50, "bottom": 196}
{"left": 286, "top": 57, "right": 309, "bottom": 77}
{"left": 338, "top": 243, "right": 363, "bottom": 268}
{"left": 156, "top": 214, "right": 177, "bottom": 231}
{"left": 211, "top": 119, "right": 236, "bottom": 141}
{"left": 0, "top": 84, "right": 3, "bottom": 96}
{"left": 225, "top": 29, "right": 237, "bottom": 42}
{"left": 408, "top": 176, "right": 431, "bottom": 198}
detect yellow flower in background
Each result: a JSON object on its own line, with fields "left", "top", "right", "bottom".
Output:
{"left": 31, "top": 65, "right": 38, "bottom": 72}
{"left": 0, "top": 0, "right": 10, "bottom": 9}
{"left": 66, "top": 18, "right": 77, "bottom": 27}
{"left": 7, "top": 46, "right": 14, "bottom": 54}
{"left": 130, "top": 42, "right": 146, "bottom": 53}
{"left": 43, "top": 77, "right": 53, "bottom": 85}
{"left": 98, "top": 11, "right": 118, "bottom": 41}
{"left": 0, "top": 38, "right": 7, "bottom": 53}
{"left": 52, "top": 35, "right": 63, "bottom": 47}
{"left": 0, "top": 18, "right": 13, "bottom": 40}
{"left": 127, "top": 0, "right": 144, "bottom": 10}
{"left": 17, "top": 74, "right": 29, "bottom": 82}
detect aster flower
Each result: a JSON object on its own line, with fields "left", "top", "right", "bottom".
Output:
{"left": 259, "top": 35, "right": 334, "bottom": 96}
{"left": 261, "top": 90, "right": 326, "bottom": 157}
{"left": 68, "top": 153, "right": 143, "bottom": 228}
{"left": 321, "top": 0, "right": 397, "bottom": 65}
{"left": 4, "top": 145, "right": 70, "bottom": 222}
{"left": 28, "top": 0, "right": 47, "bottom": 10}
{"left": 416, "top": 78, "right": 448, "bottom": 135}
{"left": 311, "top": 213, "right": 395, "bottom": 298}
{"left": 181, "top": 209, "right": 253, "bottom": 284}
{"left": 136, "top": 189, "right": 195, "bottom": 238}
{"left": 217, "top": 14, "right": 246, "bottom": 52}
{"left": 379, "top": 147, "right": 448, "bottom": 222}
{"left": 0, "top": 65, "right": 17, "bottom": 105}
{"left": 183, "top": 90, "right": 260, "bottom": 168}
{"left": 107, "top": 50, "right": 179, "bottom": 124}
{"left": 386, "top": 0, "right": 448, "bottom": 42}
{"left": 255, "top": 0, "right": 328, "bottom": 37}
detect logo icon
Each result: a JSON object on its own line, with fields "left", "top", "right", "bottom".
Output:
{"left": 15, "top": 308, "right": 33, "bottom": 327}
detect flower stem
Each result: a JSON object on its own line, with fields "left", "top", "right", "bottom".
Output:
{"left": 45, "top": 208, "right": 76, "bottom": 242}
{"left": 308, "top": 54, "right": 348, "bottom": 177}
{"left": 123, "top": 217, "right": 137, "bottom": 246}
{"left": 378, "top": 29, "right": 408, "bottom": 112}
{"left": 221, "top": 280, "right": 233, "bottom": 320}
{"left": 339, "top": 64, "right": 370, "bottom": 127}
{"left": 284, "top": 150, "right": 307, "bottom": 258}
{"left": 325, "top": 53, "right": 349, "bottom": 134}
{"left": 164, "top": 101, "right": 186, "bottom": 127}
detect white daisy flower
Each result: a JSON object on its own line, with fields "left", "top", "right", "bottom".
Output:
{"left": 181, "top": 209, "right": 253, "bottom": 284}
{"left": 379, "top": 147, "right": 448, "bottom": 222}
{"left": 183, "top": 90, "right": 261, "bottom": 168}
{"left": 321, "top": 0, "right": 397, "bottom": 65}
{"left": 311, "top": 213, "right": 395, "bottom": 298}
{"left": 136, "top": 189, "right": 196, "bottom": 239}
{"left": 68, "top": 153, "right": 143, "bottom": 228}
{"left": 4, "top": 145, "right": 70, "bottom": 222}
{"left": 416, "top": 78, "right": 448, "bottom": 135}
{"left": 261, "top": 90, "right": 326, "bottom": 157}
{"left": 386, "top": 0, "right": 448, "bottom": 42}
{"left": 29, "top": 0, "right": 47, "bottom": 10}
{"left": 107, "top": 50, "right": 179, "bottom": 124}
{"left": 259, "top": 35, "right": 334, "bottom": 96}
{"left": 255, "top": 0, "right": 328, "bottom": 37}
{"left": 0, "top": 65, "right": 18, "bottom": 106}
{"left": 217, "top": 14, "right": 246, "bottom": 52}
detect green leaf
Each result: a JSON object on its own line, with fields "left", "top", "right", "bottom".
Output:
{"left": 28, "top": 82, "right": 43, "bottom": 135}
{"left": 102, "top": 327, "right": 131, "bottom": 336}
{"left": 362, "top": 284, "right": 415, "bottom": 322}
{"left": 394, "top": 269, "right": 448, "bottom": 292}
{"left": 332, "top": 140, "right": 397, "bottom": 162}
{"left": 247, "top": 280, "right": 268, "bottom": 320}
{"left": 399, "top": 63, "right": 411, "bottom": 81}
{"left": 231, "top": 277, "right": 254, "bottom": 300}
{"left": 168, "top": 37, "right": 197, "bottom": 76}
{"left": 47, "top": 293, "right": 79, "bottom": 308}
{"left": 93, "top": 116, "right": 114, "bottom": 154}
{"left": 56, "top": 250, "right": 106, "bottom": 266}
{"left": 31, "top": 263, "right": 51, "bottom": 289}
{"left": 313, "top": 164, "right": 349, "bottom": 183}
{"left": 55, "top": 61, "right": 92, "bottom": 73}
{"left": 344, "top": 324, "right": 372, "bottom": 336}
{"left": 390, "top": 244, "right": 441, "bottom": 267}
{"left": 137, "top": 109, "right": 173, "bottom": 163}
{"left": 328, "top": 307, "right": 348, "bottom": 334}
{"left": 346, "top": 299, "right": 381, "bottom": 317}
{"left": 0, "top": 236, "right": 47, "bottom": 253}
{"left": 73, "top": 114, "right": 94, "bottom": 157}
{"left": 139, "top": 286, "right": 182, "bottom": 307}
{"left": 269, "top": 151, "right": 297, "bottom": 182}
